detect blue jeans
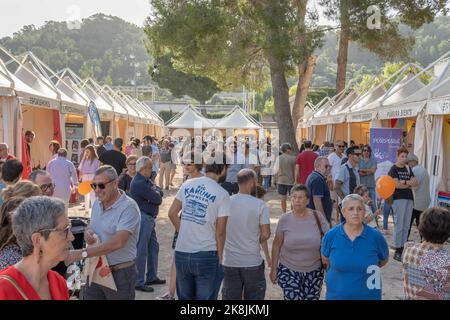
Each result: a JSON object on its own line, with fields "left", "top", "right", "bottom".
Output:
{"left": 175, "top": 250, "right": 223, "bottom": 300}
{"left": 368, "top": 187, "right": 377, "bottom": 213}
{"left": 136, "top": 214, "right": 159, "bottom": 286}
{"left": 383, "top": 201, "right": 392, "bottom": 230}
{"left": 262, "top": 176, "right": 270, "bottom": 190}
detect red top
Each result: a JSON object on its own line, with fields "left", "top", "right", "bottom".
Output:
{"left": 296, "top": 150, "right": 318, "bottom": 184}
{"left": 0, "top": 266, "right": 69, "bottom": 300}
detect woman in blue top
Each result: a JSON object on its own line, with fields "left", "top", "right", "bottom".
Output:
{"left": 321, "top": 194, "right": 389, "bottom": 300}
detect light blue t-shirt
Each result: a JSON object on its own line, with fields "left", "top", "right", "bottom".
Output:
{"left": 321, "top": 223, "right": 389, "bottom": 300}
{"left": 90, "top": 191, "right": 141, "bottom": 265}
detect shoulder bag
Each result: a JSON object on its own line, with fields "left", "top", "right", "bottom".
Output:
{"left": 0, "top": 274, "right": 29, "bottom": 300}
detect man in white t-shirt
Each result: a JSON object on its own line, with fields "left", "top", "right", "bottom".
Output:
{"left": 168, "top": 156, "right": 230, "bottom": 300}
{"left": 327, "top": 140, "right": 347, "bottom": 183}
{"left": 222, "top": 169, "right": 271, "bottom": 300}
{"left": 327, "top": 140, "right": 347, "bottom": 222}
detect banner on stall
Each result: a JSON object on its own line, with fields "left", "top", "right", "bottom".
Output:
{"left": 370, "top": 128, "right": 403, "bottom": 181}
{"left": 88, "top": 101, "right": 102, "bottom": 138}
{"left": 65, "top": 123, "right": 84, "bottom": 165}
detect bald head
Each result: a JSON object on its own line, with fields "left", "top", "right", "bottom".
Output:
{"left": 237, "top": 169, "right": 257, "bottom": 196}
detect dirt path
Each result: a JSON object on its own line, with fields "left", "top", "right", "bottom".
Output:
{"left": 69, "top": 168, "right": 428, "bottom": 300}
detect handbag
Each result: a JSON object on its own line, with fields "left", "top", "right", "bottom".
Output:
{"left": 0, "top": 274, "right": 29, "bottom": 300}
{"left": 312, "top": 210, "right": 325, "bottom": 239}
{"left": 312, "top": 210, "right": 326, "bottom": 270}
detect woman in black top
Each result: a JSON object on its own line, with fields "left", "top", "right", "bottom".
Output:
{"left": 388, "top": 147, "right": 418, "bottom": 261}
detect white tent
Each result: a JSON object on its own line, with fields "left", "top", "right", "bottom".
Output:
{"left": 213, "top": 106, "right": 262, "bottom": 130}
{"left": 0, "top": 59, "right": 21, "bottom": 159}
{"left": 166, "top": 105, "right": 214, "bottom": 129}
{"left": 424, "top": 55, "right": 450, "bottom": 206}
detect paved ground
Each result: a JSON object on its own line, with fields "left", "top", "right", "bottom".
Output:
{"left": 68, "top": 168, "right": 426, "bottom": 300}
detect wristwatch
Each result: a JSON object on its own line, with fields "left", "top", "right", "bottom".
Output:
{"left": 81, "top": 248, "right": 88, "bottom": 259}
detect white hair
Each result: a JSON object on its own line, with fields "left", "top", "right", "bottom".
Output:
{"left": 342, "top": 194, "right": 365, "bottom": 210}
{"left": 136, "top": 156, "right": 152, "bottom": 173}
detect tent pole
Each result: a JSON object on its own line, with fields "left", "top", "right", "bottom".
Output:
{"left": 347, "top": 122, "right": 352, "bottom": 146}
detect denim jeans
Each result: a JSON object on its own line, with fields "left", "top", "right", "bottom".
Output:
{"left": 222, "top": 262, "right": 266, "bottom": 300}
{"left": 136, "top": 214, "right": 159, "bottom": 286}
{"left": 383, "top": 201, "right": 392, "bottom": 230}
{"left": 175, "top": 250, "right": 223, "bottom": 300}
{"left": 262, "top": 176, "right": 271, "bottom": 190}
{"left": 368, "top": 187, "right": 377, "bottom": 213}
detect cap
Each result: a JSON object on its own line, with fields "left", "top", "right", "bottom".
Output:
{"left": 407, "top": 153, "right": 419, "bottom": 162}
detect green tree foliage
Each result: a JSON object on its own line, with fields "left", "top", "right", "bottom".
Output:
{"left": 145, "top": 0, "right": 324, "bottom": 151}
{"left": 0, "top": 14, "right": 151, "bottom": 86}
{"left": 318, "top": 0, "right": 447, "bottom": 92}
{"left": 158, "top": 110, "right": 180, "bottom": 124}
{"left": 152, "top": 54, "right": 220, "bottom": 103}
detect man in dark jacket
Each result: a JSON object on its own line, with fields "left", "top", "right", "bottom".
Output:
{"left": 130, "top": 156, "right": 165, "bottom": 292}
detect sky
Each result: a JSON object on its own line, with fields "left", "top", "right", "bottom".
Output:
{"left": 0, "top": 0, "right": 335, "bottom": 38}
{"left": 0, "top": 0, "right": 152, "bottom": 37}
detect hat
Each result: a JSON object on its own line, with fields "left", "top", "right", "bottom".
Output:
{"left": 407, "top": 153, "right": 419, "bottom": 162}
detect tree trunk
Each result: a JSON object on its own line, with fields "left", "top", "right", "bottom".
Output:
{"left": 336, "top": 0, "right": 350, "bottom": 94}
{"left": 268, "top": 53, "right": 299, "bottom": 153}
{"left": 292, "top": 55, "right": 317, "bottom": 129}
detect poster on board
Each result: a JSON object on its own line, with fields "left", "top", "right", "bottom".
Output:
{"left": 370, "top": 128, "right": 403, "bottom": 181}
{"left": 65, "top": 123, "right": 84, "bottom": 165}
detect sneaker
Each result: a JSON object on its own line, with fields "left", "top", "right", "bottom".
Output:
{"left": 146, "top": 277, "right": 166, "bottom": 285}
{"left": 157, "top": 292, "right": 175, "bottom": 300}
{"left": 393, "top": 252, "right": 402, "bottom": 262}
{"left": 135, "top": 285, "right": 154, "bottom": 292}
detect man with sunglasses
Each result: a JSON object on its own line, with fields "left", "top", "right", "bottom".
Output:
{"left": 306, "top": 157, "right": 333, "bottom": 224}
{"left": 29, "top": 169, "right": 55, "bottom": 196}
{"left": 130, "top": 156, "right": 165, "bottom": 292}
{"left": 73, "top": 165, "right": 141, "bottom": 300}
{"left": 334, "top": 147, "right": 362, "bottom": 204}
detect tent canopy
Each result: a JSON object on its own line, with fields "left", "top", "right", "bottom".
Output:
{"left": 166, "top": 105, "right": 214, "bottom": 129}
{"left": 213, "top": 106, "right": 262, "bottom": 129}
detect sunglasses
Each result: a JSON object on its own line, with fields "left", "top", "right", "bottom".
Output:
{"left": 38, "top": 224, "right": 71, "bottom": 240}
{"left": 363, "top": 149, "right": 369, "bottom": 152}
{"left": 325, "top": 165, "right": 331, "bottom": 169}
{"left": 90, "top": 179, "right": 116, "bottom": 190}
{"left": 127, "top": 162, "right": 137, "bottom": 166}
{"left": 40, "top": 183, "right": 55, "bottom": 192}
{"left": 337, "top": 145, "right": 345, "bottom": 148}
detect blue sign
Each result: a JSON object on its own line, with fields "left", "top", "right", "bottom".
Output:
{"left": 88, "top": 101, "right": 102, "bottom": 138}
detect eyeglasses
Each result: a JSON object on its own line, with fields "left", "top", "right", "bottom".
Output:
{"left": 40, "top": 183, "right": 55, "bottom": 192}
{"left": 90, "top": 179, "right": 116, "bottom": 190}
{"left": 38, "top": 224, "right": 71, "bottom": 240}
{"left": 325, "top": 165, "right": 332, "bottom": 169}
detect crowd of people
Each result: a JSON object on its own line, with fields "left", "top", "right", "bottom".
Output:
{"left": 0, "top": 133, "right": 448, "bottom": 300}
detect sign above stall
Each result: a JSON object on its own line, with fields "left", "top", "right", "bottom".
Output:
{"left": 428, "top": 97, "right": 450, "bottom": 115}
{"left": 377, "top": 103, "right": 425, "bottom": 120}
{"left": 61, "top": 104, "right": 86, "bottom": 116}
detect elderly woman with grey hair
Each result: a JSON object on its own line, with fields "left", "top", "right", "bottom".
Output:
{"left": 0, "top": 196, "right": 72, "bottom": 300}
{"left": 321, "top": 194, "right": 389, "bottom": 300}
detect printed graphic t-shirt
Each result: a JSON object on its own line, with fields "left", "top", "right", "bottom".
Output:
{"left": 388, "top": 165, "right": 414, "bottom": 200}
{"left": 175, "top": 176, "right": 231, "bottom": 253}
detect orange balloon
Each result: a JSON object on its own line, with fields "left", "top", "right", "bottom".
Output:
{"left": 376, "top": 175, "right": 396, "bottom": 200}
{"left": 78, "top": 181, "right": 92, "bottom": 196}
